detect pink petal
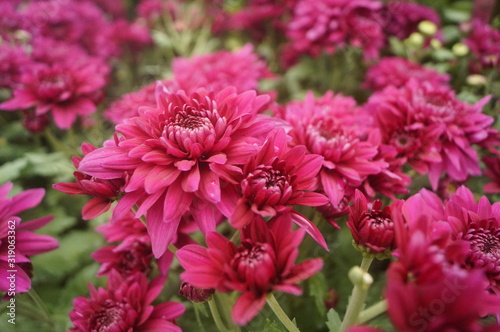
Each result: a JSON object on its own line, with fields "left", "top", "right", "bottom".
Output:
{"left": 198, "top": 167, "right": 221, "bottom": 203}
{"left": 290, "top": 212, "right": 328, "bottom": 250}
{"left": 230, "top": 199, "right": 255, "bottom": 229}
{"left": 0, "top": 90, "right": 37, "bottom": 110}
{"left": 82, "top": 197, "right": 111, "bottom": 220}
{"left": 232, "top": 292, "right": 267, "bottom": 326}
{"left": 51, "top": 105, "right": 78, "bottom": 129}
{"left": 287, "top": 191, "right": 329, "bottom": 206}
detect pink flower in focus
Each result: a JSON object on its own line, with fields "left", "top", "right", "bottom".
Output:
{"left": 365, "top": 80, "right": 497, "bottom": 189}
{"left": 78, "top": 85, "right": 274, "bottom": 258}
{"left": 225, "top": 129, "right": 328, "bottom": 249}
{"left": 465, "top": 19, "right": 500, "bottom": 69}
{"left": 483, "top": 156, "right": 500, "bottom": 194}
{"left": 69, "top": 271, "right": 184, "bottom": 331}
{"left": 177, "top": 216, "right": 323, "bottom": 325}
{"left": 172, "top": 44, "right": 274, "bottom": 95}
{"left": 347, "top": 190, "right": 397, "bottom": 256}
{"left": 383, "top": 2, "right": 440, "bottom": 39}
{"left": 445, "top": 186, "right": 500, "bottom": 292}
{"left": 0, "top": 61, "right": 107, "bottom": 129}
{"left": 385, "top": 191, "right": 500, "bottom": 331}
{"left": 0, "top": 183, "right": 58, "bottom": 294}
{"left": 53, "top": 143, "right": 126, "bottom": 220}
{"left": 363, "top": 57, "right": 450, "bottom": 91}
{"left": 282, "top": 91, "right": 385, "bottom": 208}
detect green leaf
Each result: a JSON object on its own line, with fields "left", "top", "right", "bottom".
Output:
{"left": 443, "top": 8, "right": 470, "bottom": 23}
{"left": 0, "top": 157, "right": 28, "bottom": 183}
{"left": 326, "top": 308, "right": 342, "bottom": 332}
{"left": 309, "top": 272, "right": 328, "bottom": 315}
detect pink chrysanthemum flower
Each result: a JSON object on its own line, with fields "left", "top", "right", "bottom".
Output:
{"left": 0, "top": 60, "right": 108, "bottom": 129}
{"left": 465, "top": 19, "right": 500, "bottom": 69}
{"left": 0, "top": 44, "right": 30, "bottom": 89}
{"left": 363, "top": 57, "right": 450, "bottom": 91}
{"left": 445, "top": 186, "right": 500, "bottom": 292}
{"left": 0, "top": 183, "right": 58, "bottom": 294}
{"left": 385, "top": 191, "right": 500, "bottom": 331}
{"left": 221, "top": 129, "right": 328, "bottom": 249}
{"left": 284, "top": 0, "right": 385, "bottom": 64}
{"left": 177, "top": 216, "right": 323, "bottom": 325}
{"left": 347, "top": 190, "right": 397, "bottom": 257}
{"left": 78, "top": 85, "right": 274, "bottom": 257}
{"left": 53, "top": 143, "right": 126, "bottom": 220}
{"left": 282, "top": 91, "right": 385, "bottom": 208}
{"left": 69, "top": 271, "right": 185, "bottom": 331}
{"left": 383, "top": 2, "right": 440, "bottom": 39}
{"left": 172, "top": 44, "right": 273, "bottom": 95}
{"left": 483, "top": 156, "right": 500, "bottom": 194}
{"left": 365, "top": 80, "right": 497, "bottom": 189}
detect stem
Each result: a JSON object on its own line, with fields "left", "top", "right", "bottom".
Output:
{"left": 339, "top": 256, "right": 374, "bottom": 332}
{"left": 216, "top": 292, "right": 240, "bottom": 332}
{"left": 208, "top": 297, "right": 231, "bottom": 332}
{"left": 358, "top": 300, "right": 388, "bottom": 324}
{"left": 267, "top": 293, "right": 300, "bottom": 332}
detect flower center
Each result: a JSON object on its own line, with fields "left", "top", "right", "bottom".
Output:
{"left": 242, "top": 165, "right": 292, "bottom": 207}
{"left": 166, "top": 106, "right": 217, "bottom": 154}
{"left": 90, "top": 301, "right": 129, "bottom": 332}
{"left": 38, "top": 70, "right": 73, "bottom": 101}
{"left": 462, "top": 220, "right": 500, "bottom": 280}
{"left": 231, "top": 241, "right": 277, "bottom": 290}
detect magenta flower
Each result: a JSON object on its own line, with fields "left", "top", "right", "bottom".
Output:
{"left": 365, "top": 80, "right": 498, "bottom": 189}
{"left": 385, "top": 191, "right": 500, "bottom": 331}
{"left": 347, "top": 190, "right": 397, "bottom": 256}
{"left": 284, "top": 0, "right": 385, "bottom": 64}
{"left": 445, "top": 186, "right": 500, "bottom": 292}
{"left": 483, "top": 156, "right": 500, "bottom": 194}
{"left": 363, "top": 57, "right": 450, "bottom": 91}
{"left": 69, "top": 271, "right": 185, "bottom": 331}
{"left": 383, "top": 2, "right": 440, "bottom": 39}
{"left": 225, "top": 129, "right": 328, "bottom": 249}
{"left": 0, "top": 60, "right": 107, "bottom": 129}
{"left": 53, "top": 143, "right": 126, "bottom": 220}
{"left": 78, "top": 85, "right": 274, "bottom": 257}
{"left": 177, "top": 216, "right": 323, "bottom": 325}
{"left": 282, "top": 91, "right": 385, "bottom": 207}
{"left": 171, "top": 44, "right": 273, "bottom": 95}
{"left": 465, "top": 19, "right": 500, "bottom": 69}
{"left": 0, "top": 183, "right": 58, "bottom": 294}
{"left": 0, "top": 44, "right": 30, "bottom": 89}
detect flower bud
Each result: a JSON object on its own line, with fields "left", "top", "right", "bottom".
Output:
{"left": 466, "top": 74, "right": 487, "bottom": 86}
{"left": 406, "top": 32, "right": 424, "bottom": 48}
{"left": 418, "top": 20, "right": 438, "bottom": 36}
{"left": 179, "top": 281, "right": 214, "bottom": 303}
{"left": 452, "top": 43, "right": 469, "bottom": 56}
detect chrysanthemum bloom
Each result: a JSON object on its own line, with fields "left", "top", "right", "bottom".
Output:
{"left": 53, "top": 143, "right": 126, "bottom": 220}
{"left": 465, "top": 19, "right": 500, "bottom": 69}
{"left": 69, "top": 271, "right": 185, "bottom": 331}
{"left": 483, "top": 156, "right": 500, "bottom": 194}
{"left": 78, "top": 85, "right": 274, "bottom": 257}
{"left": 0, "top": 60, "right": 108, "bottom": 129}
{"left": 0, "top": 183, "right": 58, "bottom": 293}
{"left": 365, "top": 79, "right": 497, "bottom": 189}
{"left": 385, "top": 192, "right": 500, "bottom": 331}
{"left": 282, "top": 91, "right": 385, "bottom": 208}
{"left": 284, "top": 0, "right": 385, "bottom": 64}
{"left": 383, "top": 1, "right": 440, "bottom": 39}
{"left": 347, "top": 190, "right": 397, "bottom": 258}
{"left": 363, "top": 57, "right": 450, "bottom": 91}
{"left": 171, "top": 44, "right": 274, "bottom": 95}
{"left": 222, "top": 129, "right": 328, "bottom": 249}
{"left": 177, "top": 216, "right": 323, "bottom": 325}
{"left": 445, "top": 186, "right": 500, "bottom": 293}
{"left": 92, "top": 212, "right": 174, "bottom": 276}
{"left": 0, "top": 44, "right": 30, "bottom": 89}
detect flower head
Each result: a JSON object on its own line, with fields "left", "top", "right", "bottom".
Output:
{"left": 465, "top": 19, "right": 500, "bottom": 69}
{"left": 0, "top": 183, "right": 58, "bottom": 294}
{"left": 363, "top": 57, "right": 450, "bottom": 91}
{"left": 227, "top": 129, "right": 328, "bottom": 248}
{"left": 483, "top": 156, "right": 500, "bottom": 194}
{"left": 383, "top": 2, "right": 440, "bottom": 39}
{"left": 78, "top": 85, "right": 274, "bottom": 257}
{"left": 177, "top": 215, "right": 323, "bottom": 325}
{"left": 347, "top": 190, "right": 397, "bottom": 257}
{"left": 69, "top": 271, "right": 184, "bottom": 331}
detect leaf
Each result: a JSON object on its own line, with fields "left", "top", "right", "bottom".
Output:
{"left": 0, "top": 157, "right": 28, "bottom": 183}
{"left": 325, "top": 308, "right": 342, "bottom": 332}
{"left": 309, "top": 272, "right": 328, "bottom": 315}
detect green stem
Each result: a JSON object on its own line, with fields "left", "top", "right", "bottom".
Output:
{"left": 216, "top": 292, "right": 240, "bottom": 332}
{"left": 208, "top": 297, "right": 231, "bottom": 332}
{"left": 358, "top": 300, "right": 388, "bottom": 324}
{"left": 27, "top": 289, "right": 51, "bottom": 322}
{"left": 267, "top": 293, "right": 300, "bottom": 332}
{"left": 339, "top": 256, "right": 374, "bottom": 332}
